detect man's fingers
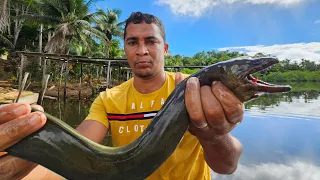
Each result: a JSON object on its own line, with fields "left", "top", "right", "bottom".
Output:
{"left": 200, "top": 85, "right": 232, "bottom": 134}
{"left": 30, "top": 105, "right": 44, "bottom": 112}
{"left": 0, "top": 154, "right": 35, "bottom": 180}
{"left": 10, "top": 163, "right": 37, "bottom": 180}
{"left": 0, "top": 112, "right": 46, "bottom": 151}
{"left": 211, "top": 81, "right": 244, "bottom": 124}
{"left": 185, "top": 77, "right": 207, "bottom": 129}
{"left": 175, "top": 72, "right": 184, "bottom": 86}
{"left": 0, "top": 104, "right": 31, "bottom": 124}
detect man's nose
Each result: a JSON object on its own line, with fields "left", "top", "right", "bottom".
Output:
{"left": 136, "top": 43, "right": 149, "bottom": 56}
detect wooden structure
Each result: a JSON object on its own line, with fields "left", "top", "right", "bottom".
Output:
{"left": 14, "top": 51, "right": 207, "bottom": 100}
{"left": 0, "top": 87, "right": 39, "bottom": 104}
{"left": 16, "top": 51, "right": 132, "bottom": 100}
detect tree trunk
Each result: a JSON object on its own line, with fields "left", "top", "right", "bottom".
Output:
{"left": 0, "top": 0, "right": 7, "bottom": 33}
{"left": 105, "top": 33, "right": 112, "bottom": 58}
{"left": 13, "top": 4, "right": 29, "bottom": 47}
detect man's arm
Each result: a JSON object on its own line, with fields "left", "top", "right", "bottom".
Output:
{"left": 76, "top": 120, "right": 108, "bottom": 143}
{"left": 197, "top": 134, "right": 242, "bottom": 174}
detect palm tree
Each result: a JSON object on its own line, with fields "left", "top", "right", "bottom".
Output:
{"left": 93, "top": 7, "right": 124, "bottom": 58}
{"left": 0, "top": 0, "right": 14, "bottom": 48}
{"left": 20, "top": 0, "right": 106, "bottom": 54}
{"left": 0, "top": 0, "right": 9, "bottom": 33}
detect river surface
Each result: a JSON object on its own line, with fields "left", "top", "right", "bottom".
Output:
{"left": 42, "top": 83, "right": 320, "bottom": 180}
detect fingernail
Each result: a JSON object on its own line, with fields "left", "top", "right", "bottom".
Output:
{"left": 29, "top": 113, "right": 41, "bottom": 125}
{"left": 188, "top": 77, "right": 197, "bottom": 85}
{"left": 195, "top": 122, "right": 208, "bottom": 129}
{"left": 13, "top": 104, "right": 27, "bottom": 115}
{"left": 212, "top": 81, "right": 217, "bottom": 85}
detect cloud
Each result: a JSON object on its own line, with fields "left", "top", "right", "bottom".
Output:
{"left": 315, "top": 20, "right": 320, "bottom": 24}
{"left": 211, "top": 161, "right": 320, "bottom": 180}
{"left": 156, "top": 0, "right": 313, "bottom": 17}
{"left": 218, "top": 42, "right": 320, "bottom": 63}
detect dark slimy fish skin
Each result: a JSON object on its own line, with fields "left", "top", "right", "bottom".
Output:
{"left": 5, "top": 56, "right": 291, "bottom": 180}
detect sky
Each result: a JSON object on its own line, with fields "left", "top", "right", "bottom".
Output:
{"left": 93, "top": 0, "right": 320, "bottom": 63}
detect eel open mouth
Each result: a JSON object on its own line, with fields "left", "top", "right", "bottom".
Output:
{"left": 247, "top": 74, "right": 292, "bottom": 93}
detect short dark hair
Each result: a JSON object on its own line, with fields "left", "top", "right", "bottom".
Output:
{"left": 124, "top": 12, "right": 166, "bottom": 42}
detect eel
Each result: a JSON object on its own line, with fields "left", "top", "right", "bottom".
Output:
{"left": 4, "top": 56, "right": 291, "bottom": 180}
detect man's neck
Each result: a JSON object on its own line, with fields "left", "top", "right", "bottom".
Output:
{"left": 133, "top": 71, "right": 166, "bottom": 94}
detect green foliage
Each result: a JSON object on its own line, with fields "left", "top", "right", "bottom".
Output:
{"left": 165, "top": 50, "right": 247, "bottom": 67}
{"left": 245, "top": 90, "right": 320, "bottom": 110}
{"left": 165, "top": 51, "right": 320, "bottom": 82}
{"left": 256, "top": 71, "right": 320, "bottom": 82}
{"left": 0, "top": 47, "right": 7, "bottom": 55}
{"left": 181, "top": 68, "right": 200, "bottom": 74}
{"left": 1, "top": 0, "right": 319, "bottom": 85}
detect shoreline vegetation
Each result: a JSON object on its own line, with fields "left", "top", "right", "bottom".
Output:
{"left": 0, "top": 0, "right": 319, "bottom": 98}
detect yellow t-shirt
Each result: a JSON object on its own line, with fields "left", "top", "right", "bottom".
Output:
{"left": 85, "top": 71, "right": 211, "bottom": 180}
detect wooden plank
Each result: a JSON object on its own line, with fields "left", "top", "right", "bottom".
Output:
{"left": 1, "top": 93, "right": 39, "bottom": 104}
{"left": 0, "top": 84, "right": 13, "bottom": 87}
{"left": 15, "top": 72, "right": 29, "bottom": 103}
{"left": 37, "top": 74, "right": 50, "bottom": 105}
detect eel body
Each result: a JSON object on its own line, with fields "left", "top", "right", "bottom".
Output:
{"left": 5, "top": 56, "right": 291, "bottom": 180}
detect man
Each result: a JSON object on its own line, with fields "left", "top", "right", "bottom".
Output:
{"left": 0, "top": 12, "right": 243, "bottom": 179}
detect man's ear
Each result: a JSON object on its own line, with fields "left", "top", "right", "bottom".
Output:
{"left": 164, "top": 43, "right": 169, "bottom": 55}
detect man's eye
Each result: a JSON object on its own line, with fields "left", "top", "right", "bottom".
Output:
{"left": 147, "top": 40, "right": 156, "bottom": 45}
{"left": 128, "top": 41, "right": 137, "bottom": 45}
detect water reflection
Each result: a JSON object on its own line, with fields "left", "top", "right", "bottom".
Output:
{"left": 246, "top": 91, "right": 320, "bottom": 117}
{"left": 41, "top": 85, "right": 320, "bottom": 180}
{"left": 213, "top": 90, "right": 320, "bottom": 180}
{"left": 42, "top": 98, "right": 93, "bottom": 128}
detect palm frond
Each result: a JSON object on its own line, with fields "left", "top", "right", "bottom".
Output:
{"left": 80, "top": 28, "right": 106, "bottom": 44}
{"left": 40, "top": 0, "right": 66, "bottom": 17}
{"left": 44, "top": 23, "right": 70, "bottom": 53}
{"left": 14, "top": 14, "right": 61, "bottom": 26}
{"left": 77, "top": 33, "right": 92, "bottom": 55}
{"left": 92, "top": 51, "right": 106, "bottom": 58}
{"left": 85, "top": 0, "right": 102, "bottom": 8}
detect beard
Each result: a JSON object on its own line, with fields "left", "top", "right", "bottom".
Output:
{"left": 134, "top": 70, "right": 154, "bottom": 78}
{"left": 133, "top": 61, "right": 155, "bottom": 78}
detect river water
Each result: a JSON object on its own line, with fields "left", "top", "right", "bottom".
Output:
{"left": 42, "top": 83, "right": 320, "bottom": 180}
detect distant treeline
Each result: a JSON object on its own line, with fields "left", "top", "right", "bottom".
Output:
{"left": 165, "top": 51, "right": 320, "bottom": 82}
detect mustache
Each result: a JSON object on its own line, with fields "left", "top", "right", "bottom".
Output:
{"left": 134, "top": 60, "right": 153, "bottom": 66}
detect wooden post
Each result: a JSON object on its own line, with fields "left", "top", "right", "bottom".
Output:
{"left": 106, "top": 61, "right": 111, "bottom": 88}
{"left": 126, "top": 70, "right": 129, "bottom": 80}
{"left": 37, "top": 74, "right": 50, "bottom": 105}
{"left": 15, "top": 72, "right": 29, "bottom": 103}
{"left": 79, "top": 62, "right": 82, "bottom": 100}
{"left": 118, "top": 65, "right": 121, "bottom": 82}
{"left": 58, "top": 62, "right": 65, "bottom": 100}
{"left": 64, "top": 58, "right": 69, "bottom": 104}
{"left": 18, "top": 55, "right": 25, "bottom": 90}
{"left": 110, "top": 67, "right": 112, "bottom": 87}
{"left": 104, "top": 65, "right": 107, "bottom": 84}
{"left": 38, "top": 13, "right": 43, "bottom": 66}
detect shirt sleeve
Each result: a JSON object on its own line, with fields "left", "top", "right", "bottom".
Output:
{"left": 85, "top": 94, "right": 109, "bottom": 129}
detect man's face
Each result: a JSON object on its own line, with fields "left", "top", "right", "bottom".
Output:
{"left": 124, "top": 22, "right": 168, "bottom": 79}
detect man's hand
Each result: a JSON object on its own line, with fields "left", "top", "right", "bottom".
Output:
{"left": 175, "top": 73, "right": 244, "bottom": 174}
{"left": 0, "top": 103, "right": 46, "bottom": 180}
{"left": 185, "top": 77, "right": 244, "bottom": 138}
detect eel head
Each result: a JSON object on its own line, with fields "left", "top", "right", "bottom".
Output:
{"left": 197, "top": 56, "right": 292, "bottom": 102}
